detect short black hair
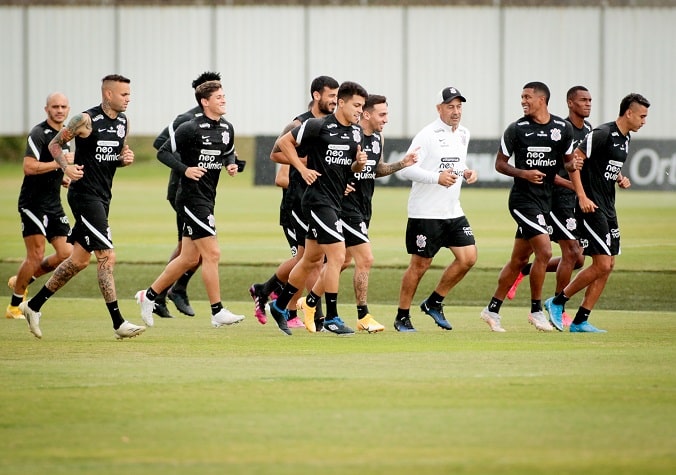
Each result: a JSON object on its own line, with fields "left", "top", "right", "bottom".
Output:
{"left": 192, "top": 71, "right": 221, "bottom": 90}
{"left": 523, "top": 81, "right": 550, "bottom": 105}
{"left": 310, "top": 75, "right": 339, "bottom": 97}
{"left": 102, "top": 74, "right": 130, "bottom": 84}
{"left": 337, "top": 81, "right": 368, "bottom": 102}
{"left": 364, "top": 94, "right": 387, "bottom": 112}
{"left": 566, "top": 85, "right": 589, "bottom": 101}
{"left": 619, "top": 93, "right": 650, "bottom": 116}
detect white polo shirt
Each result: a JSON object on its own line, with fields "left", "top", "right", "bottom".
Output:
{"left": 397, "top": 118, "right": 470, "bottom": 219}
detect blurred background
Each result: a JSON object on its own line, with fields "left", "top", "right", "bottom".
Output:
{"left": 1, "top": 0, "right": 674, "bottom": 190}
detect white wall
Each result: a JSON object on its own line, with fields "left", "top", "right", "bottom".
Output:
{"left": 1, "top": 4, "right": 673, "bottom": 138}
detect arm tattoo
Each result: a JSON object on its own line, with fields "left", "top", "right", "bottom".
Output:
{"left": 49, "top": 113, "right": 89, "bottom": 170}
{"left": 375, "top": 160, "right": 407, "bottom": 178}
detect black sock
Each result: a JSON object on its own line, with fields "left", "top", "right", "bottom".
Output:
{"left": 275, "top": 284, "right": 299, "bottom": 310}
{"left": 396, "top": 308, "right": 410, "bottom": 320}
{"left": 325, "top": 292, "right": 338, "bottom": 319}
{"left": 210, "top": 302, "right": 223, "bottom": 315}
{"left": 552, "top": 291, "right": 569, "bottom": 306}
{"left": 28, "top": 286, "right": 55, "bottom": 312}
{"left": 314, "top": 297, "right": 324, "bottom": 318}
{"left": 488, "top": 297, "right": 502, "bottom": 314}
{"left": 531, "top": 299, "right": 542, "bottom": 313}
{"left": 573, "top": 307, "right": 591, "bottom": 325}
{"left": 172, "top": 270, "right": 195, "bottom": 294}
{"left": 107, "top": 301, "right": 125, "bottom": 329}
{"left": 305, "top": 291, "right": 320, "bottom": 308}
{"left": 521, "top": 263, "right": 533, "bottom": 276}
{"left": 357, "top": 305, "right": 369, "bottom": 319}
{"left": 10, "top": 294, "right": 24, "bottom": 307}
{"left": 262, "top": 274, "right": 285, "bottom": 297}
{"left": 288, "top": 309, "right": 297, "bottom": 319}
{"left": 146, "top": 287, "right": 159, "bottom": 301}
{"left": 155, "top": 287, "right": 168, "bottom": 304}
{"left": 428, "top": 291, "right": 444, "bottom": 307}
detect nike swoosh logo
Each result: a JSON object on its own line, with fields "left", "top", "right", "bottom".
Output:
{"left": 525, "top": 132, "right": 535, "bottom": 136}
{"left": 98, "top": 128, "right": 107, "bottom": 132}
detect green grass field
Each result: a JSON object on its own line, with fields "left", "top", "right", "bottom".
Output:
{"left": 1, "top": 161, "right": 675, "bottom": 474}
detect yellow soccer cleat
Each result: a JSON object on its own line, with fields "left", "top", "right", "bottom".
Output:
{"left": 357, "top": 314, "right": 385, "bottom": 333}
{"left": 296, "top": 296, "right": 316, "bottom": 333}
{"left": 6, "top": 304, "right": 25, "bottom": 320}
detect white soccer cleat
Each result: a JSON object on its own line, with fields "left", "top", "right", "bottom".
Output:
{"left": 528, "top": 311, "right": 554, "bottom": 332}
{"left": 135, "top": 290, "right": 155, "bottom": 327}
{"left": 211, "top": 308, "right": 245, "bottom": 328}
{"left": 114, "top": 321, "right": 146, "bottom": 340}
{"left": 19, "top": 302, "right": 42, "bottom": 339}
{"left": 480, "top": 307, "right": 507, "bottom": 332}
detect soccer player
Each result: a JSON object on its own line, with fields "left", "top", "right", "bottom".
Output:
{"left": 302, "top": 94, "right": 418, "bottom": 333}
{"left": 544, "top": 93, "right": 650, "bottom": 332}
{"left": 135, "top": 81, "right": 245, "bottom": 329}
{"left": 249, "top": 76, "right": 339, "bottom": 330}
{"left": 151, "top": 71, "right": 222, "bottom": 319}
{"left": 479, "top": 81, "right": 580, "bottom": 333}
{"left": 268, "top": 81, "right": 369, "bottom": 336}
{"left": 393, "top": 87, "right": 478, "bottom": 332}
{"left": 19, "top": 75, "right": 146, "bottom": 340}
{"left": 507, "top": 86, "right": 592, "bottom": 327}
{"left": 6, "top": 93, "right": 74, "bottom": 320}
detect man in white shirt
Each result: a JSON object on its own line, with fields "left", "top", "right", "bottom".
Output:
{"left": 393, "top": 87, "right": 478, "bottom": 332}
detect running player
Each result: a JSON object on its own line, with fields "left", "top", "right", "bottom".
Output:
{"left": 20, "top": 75, "right": 146, "bottom": 340}
{"left": 545, "top": 93, "right": 650, "bottom": 332}
{"left": 479, "top": 81, "right": 580, "bottom": 332}
{"left": 268, "top": 81, "right": 369, "bottom": 336}
{"left": 151, "top": 71, "right": 222, "bottom": 319}
{"left": 507, "top": 86, "right": 592, "bottom": 327}
{"left": 249, "top": 75, "right": 339, "bottom": 330}
{"left": 394, "top": 87, "right": 478, "bottom": 332}
{"left": 7, "top": 93, "right": 73, "bottom": 320}
{"left": 302, "top": 94, "right": 418, "bottom": 333}
{"left": 135, "top": 81, "right": 245, "bottom": 329}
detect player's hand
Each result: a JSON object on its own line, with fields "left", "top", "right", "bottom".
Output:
{"left": 226, "top": 163, "right": 238, "bottom": 177}
{"left": 65, "top": 164, "right": 84, "bottom": 181}
{"left": 437, "top": 169, "right": 458, "bottom": 187}
{"left": 578, "top": 196, "right": 598, "bottom": 213}
{"left": 120, "top": 145, "right": 134, "bottom": 166}
{"left": 185, "top": 166, "right": 206, "bottom": 181}
{"left": 344, "top": 182, "right": 355, "bottom": 196}
{"left": 526, "top": 169, "right": 546, "bottom": 184}
{"left": 403, "top": 147, "right": 420, "bottom": 167}
{"left": 617, "top": 175, "right": 631, "bottom": 189}
{"left": 62, "top": 176, "right": 71, "bottom": 188}
{"left": 355, "top": 145, "right": 367, "bottom": 168}
{"left": 464, "top": 169, "right": 478, "bottom": 184}
{"left": 63, "top": 151, "right": 75, "bottom": 165}
{"left": 301, "top": 167, "right": 320, "bottom": 185}
{"left": 566, "top": 152, "right": 584, "bottom": 172}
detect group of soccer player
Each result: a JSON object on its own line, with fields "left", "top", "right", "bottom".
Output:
{"left": 6, "top": 72, "right": 649, "bottom": 339}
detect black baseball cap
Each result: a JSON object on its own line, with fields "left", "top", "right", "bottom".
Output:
{"left": 437, "top": 86, "right": 466, "bottom": 104}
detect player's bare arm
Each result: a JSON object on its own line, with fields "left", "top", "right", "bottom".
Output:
{"left": 375, "top": 146, "right": 419, "bottom": 178}
{"left": 270, "top": 119, "right": 301, "bottom": 163}
{"left": 276, "top": 131, "right": 319, "bottom": 185}
{"left": 495, "top": 152, "right": 545, "bottom": 183}
{"left": 48, "top": 113, "right": 88, "bottom": 181}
